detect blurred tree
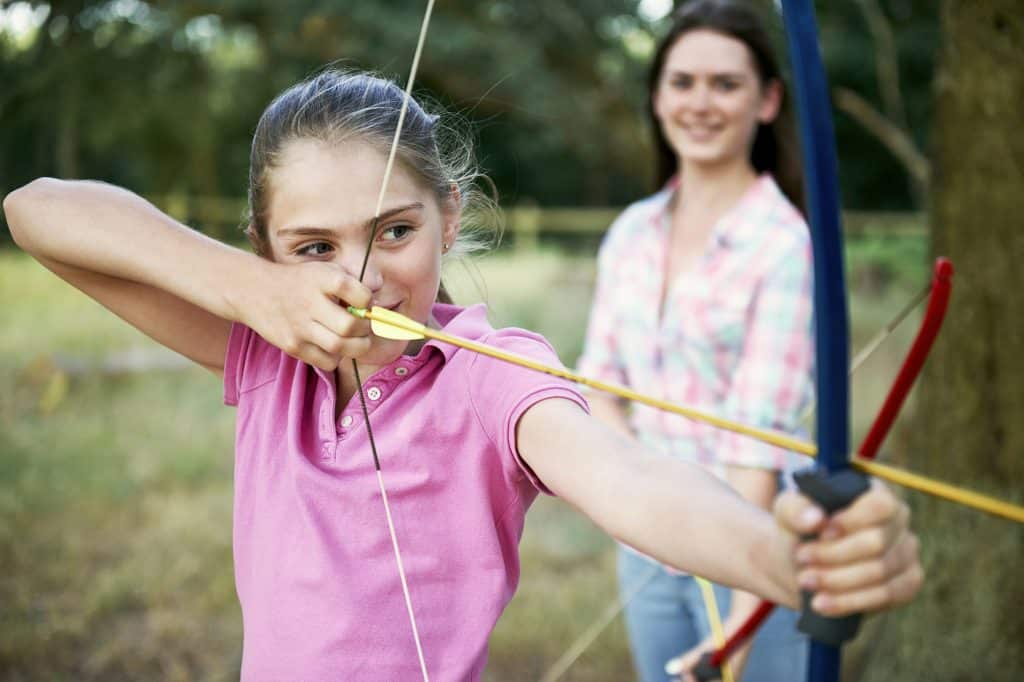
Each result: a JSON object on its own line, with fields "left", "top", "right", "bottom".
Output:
{"left": 858, "top": 1, "right": 1024, "bottom": 679}
{"left": 0, "top": 0, "right": 941, "bottom": 245}
{"left": 817, "top": 0, "right": 939, "bottom": 210}
{"left": 831, "top": 0, "right": 932, "bottom": 205}
{"left": 0, "top": 2, "right": 216, "bottom": 189}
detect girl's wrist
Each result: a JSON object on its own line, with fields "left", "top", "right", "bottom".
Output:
{"left": 765, "top": 522, "right": 801, "bottom": 609}
{"left": 222, "top": 250, "right": 275, "bottom": 326}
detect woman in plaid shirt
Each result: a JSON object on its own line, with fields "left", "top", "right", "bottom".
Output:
{"left": 579, "top": 2, "right": 815, "bottom": 680}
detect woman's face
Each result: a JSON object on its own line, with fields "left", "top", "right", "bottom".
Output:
{"left": 653, "top": 29, "right": 780, "bottom": 171}
{"left": 264, "top": 137, "right": 458, "bottom": 365}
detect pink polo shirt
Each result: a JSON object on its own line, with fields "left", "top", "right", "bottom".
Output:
{"left": 223, "top": 303, "right": 586, "bottom": 681}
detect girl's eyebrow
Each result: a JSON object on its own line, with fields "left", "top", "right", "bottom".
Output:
{"left": 276, "top": 202, "right": 425, "bottom": 238}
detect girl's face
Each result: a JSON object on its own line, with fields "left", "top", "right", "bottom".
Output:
{"left": 653, "top": 29, "right": 781, "bottom": 171}
{"left": 265, "top": 137, "right": 459, "bottom": 365}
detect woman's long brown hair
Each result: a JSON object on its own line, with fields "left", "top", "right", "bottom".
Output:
{"left": 647, "top": 0, "right": 806, "bottom": 215}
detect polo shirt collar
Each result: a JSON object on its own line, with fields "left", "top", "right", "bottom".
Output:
{"left": 419, "top": 302, "right": 491, "bottom": 364}
{"left": 311, "top": 302, "right": 488, "bottom": 389}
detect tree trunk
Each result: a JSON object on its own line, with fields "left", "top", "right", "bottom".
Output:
{"left": 860, "top": 1, "right": 1023, "bottom": 679}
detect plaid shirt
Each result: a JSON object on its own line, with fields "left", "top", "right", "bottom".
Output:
{"left": 578, "top": 175, "right": 814, "bottom": 477}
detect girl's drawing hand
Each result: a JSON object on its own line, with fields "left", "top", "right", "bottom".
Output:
{"left": 238, "top": 260, "right": 373, "bottom": 370}
{"left": 775, "top": 481, "right": 923, "bottom": 615}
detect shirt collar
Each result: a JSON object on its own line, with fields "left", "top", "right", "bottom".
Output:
{"left": 655, "top": 173, "right": 779, "bottom": 249}
{"left": 417, "top": 302, "right": 491, "bottom": 364}
{"left": 312, "top": 302, "right": 488, "bottom": 390}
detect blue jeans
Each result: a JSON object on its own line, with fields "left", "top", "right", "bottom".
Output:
{"left": 618, "top": 548, "right": 808, "bottom": 682}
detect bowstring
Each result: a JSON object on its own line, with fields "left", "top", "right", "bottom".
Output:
{"left": 352, "top": 2, "right": 437, "bottom": 680}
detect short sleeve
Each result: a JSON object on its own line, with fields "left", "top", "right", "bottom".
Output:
{"left": 223, "top": 322, "right": 251, "bottom": 406}
{"left": 717, "top": 237, "right": 814, "bottom": 469}
{"left": 223, "top": 322, "right": 278, "bottom": 406}
{"left": 466, "top": 329, "right": 589, "bottom": 494}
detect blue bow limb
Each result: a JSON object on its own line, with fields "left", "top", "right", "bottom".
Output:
{"left": 779, "top": 2, "right": 854, "bottom": 681}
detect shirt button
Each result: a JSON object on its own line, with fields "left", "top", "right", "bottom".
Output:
{"left": 340, "top": 415, "right": 354, "bottom": 428}
{"left": 367, "top": 387, "right": 382, "bottom": 401}
{"left": 320, "top": 442, "right": 333, "bottom": 459}
{"left": 395, "top": 366, "right": 408, "bottom": 376}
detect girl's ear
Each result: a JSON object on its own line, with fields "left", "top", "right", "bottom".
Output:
{"left": 758, "top": 79, "right": 783, "bottom": 124}
{"left": 441, "top": 183, "right": 461, "bottom": 251}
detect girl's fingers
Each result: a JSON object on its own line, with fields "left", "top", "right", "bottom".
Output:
{"left": 798, "top": 525, "right": 889, "bottom": 566}
{"left": 312, "top": 303, "right": 371, "bottom": 345}
{"left": 827, "top": 480, "right": 908, "bottom": 536}
{"left": 322, "top": 266, "right": 372, "bottom": 310}
{"left": 808, "top": 559, "right": 924, "bottom": 615}
{"left": 797, "top": 490, "right": 910, "bottom": 567}
{"left": 297, "top": 343, "right": 342, "bottom": 371}
{"left": 779, "top": 480, "right": 923, "bottom": 614}
{"left": 307, "top": 321, "right": 368, "bottom": 359}
{"left": 798, "top": 529, "right": 920, "bottom": 593}
{"left": 774, "top": 489, "right": 827, "bottom": 536}
{"left": 297, "top": 321, "right": 372, "bottom": 369}
{"left": 313, "top": 280, "right": 372, "bottom": 336}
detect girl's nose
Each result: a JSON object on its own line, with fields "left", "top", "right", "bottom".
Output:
{"left": 331, "top": 245, "right": 385, "bottom": 292}
{"left": 335, "top": 249, "right": 384, "bottom": 294}
{"left": 359, "top": 259, "right": 384, "bottom": 294}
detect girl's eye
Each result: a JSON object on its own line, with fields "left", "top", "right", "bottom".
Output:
{"left": 714, "top": 78, "right": 740, "bottom": 92}
{"left": 670, "top": 76, "right": 693, "bottom": 89}
{"left": 297, "top": 242, "right": 334, "bottom": 257}
{"left": 379, "top": 224, "right": 413, "bottom": 242}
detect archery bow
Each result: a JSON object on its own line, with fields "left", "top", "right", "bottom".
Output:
{"left": 782, "top": 1, "right": 864, "bottom": 680}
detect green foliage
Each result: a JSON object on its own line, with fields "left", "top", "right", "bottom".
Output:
{"left": 819, "top": 0, "right": 940, "bottom": 208}
{"left": 0, "top": 0, "right": 939, "bottom": 247}
{"left": 845, "top": 231, "right": 929, "bottom": 296}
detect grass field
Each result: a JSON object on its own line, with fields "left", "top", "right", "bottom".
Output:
{"left": 0, "top": 239, "right": 928, "bottom": 681}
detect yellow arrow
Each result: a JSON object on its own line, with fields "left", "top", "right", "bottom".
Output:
{"left": 349, "top": 305, "right": 1024, "bottom": 525}
{"left": 351, "top": 305, "right": 816, "bottom": 455}
{"left": 851, "top": 458, "right": 1024, "bottom": 524}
